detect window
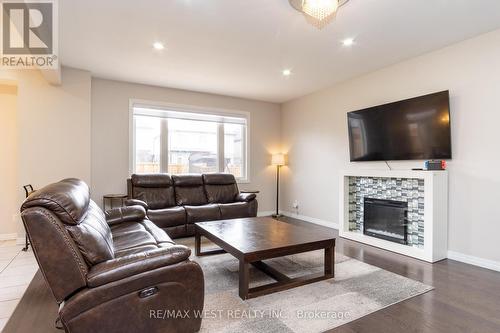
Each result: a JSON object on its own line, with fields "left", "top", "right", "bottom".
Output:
{"left": 134, "top": 115, "right": 161, "bottom": 173}
{"left": 131, "top": 103, "right": 249, "bottom": 182}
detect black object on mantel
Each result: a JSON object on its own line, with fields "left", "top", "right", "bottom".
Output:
{"left": 425, "top": 160, "right": 447, "bottom": 170}
{"left": 412, "top": 160, "right": 447, "bottom": 171}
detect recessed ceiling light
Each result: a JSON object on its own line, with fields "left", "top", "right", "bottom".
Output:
{"left": 342, "top": 38, "right": 355, "bottom": 46}
{"left": 282, "top": 69, "right": 292, "bottom": 77}
{"left": 153, "top": 42, "right": 165, "bottom": 50}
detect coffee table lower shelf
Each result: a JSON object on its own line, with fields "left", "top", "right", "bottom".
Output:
{"left": 195, "top": 226, "right": 335, "bottom": 300}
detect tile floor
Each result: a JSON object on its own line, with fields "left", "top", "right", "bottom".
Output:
{"left": 0, "top": 240, "right": 38, "bottom": 332}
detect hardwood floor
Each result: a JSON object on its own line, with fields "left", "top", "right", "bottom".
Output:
{"left": 277, "top": 217, "right": 500, "bottom": 333}
{"left": 321, "top": 225, "right": 500, "bottom": 333}
{"left": 4, "top": 217, "right": 500, "bottom": 333}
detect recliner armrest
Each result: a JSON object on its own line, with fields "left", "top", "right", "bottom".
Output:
{"left": 87, "top": 245, "right": 191, "bottom": 287}
{"left": 236, "top": 192, "right": 256, "bottom": 202}
{"left": 105, "top": 205, "right": 146, "bottom": 226}
{"left": 124, "top": 198, "right": 148, "bottom": 209}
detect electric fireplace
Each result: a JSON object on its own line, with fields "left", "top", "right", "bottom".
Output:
{"left": 363, "top": 198, "right": 408, "bottom": 245}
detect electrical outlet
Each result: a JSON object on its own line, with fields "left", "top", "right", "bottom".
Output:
{"left": 292, "top": 200, "right": 299, "bottom": 209}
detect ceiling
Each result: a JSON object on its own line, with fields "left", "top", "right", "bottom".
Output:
{"left": 60, "top": 0, "right": 500, "bottom": 103}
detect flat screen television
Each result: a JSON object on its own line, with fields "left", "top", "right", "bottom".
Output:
{"left": 347, "top": 91, "right": 452, "bottom": 162}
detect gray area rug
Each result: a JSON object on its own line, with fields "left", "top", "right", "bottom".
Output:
{"left": 176, "top": 238, "right": 433, "bottom": 333}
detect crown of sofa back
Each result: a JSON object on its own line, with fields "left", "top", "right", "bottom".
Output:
{"left": 202, "top": 173, "right": 239, "bottom": 203}
{"left": 130, "top": 174, "right": 176, "bottom": 209}
{"left": 20, "top": 178, "right": 114, "bottom": 303}
{"left": 172, "top": 174, "right": 209, "bottom": 206}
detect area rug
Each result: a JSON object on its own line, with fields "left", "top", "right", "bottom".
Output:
{"left": 176, "top": 238, "right": 433, "bottom": 333}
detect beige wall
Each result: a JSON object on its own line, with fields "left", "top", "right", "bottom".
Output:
{"left": 91, "top": 78, "right": 281, "bottom": 213}
{"left": 15, "top": 68, "right": 92, "bottom": 188}
{"left": 281, "top": 29, "right": 500, "bottom": 264}
{"left": 0, "top": 67, "right": 92, "bottom": 238}
{"left": 0, "top": 84, "right": 18, "bottom": 236}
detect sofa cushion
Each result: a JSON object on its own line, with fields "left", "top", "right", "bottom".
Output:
{"left": 111, "top": 219, "right": 174, "bottom": 254}
{"left": 109, "top": 221, "right": 144, "bottom": 235}
{"left": 87, "top": 245, "right": 191, "bottom": 287}
{"left": 112, "top": 227, "right": 157, "bottom": 252}
{"left": 203, "top": 173, "right": 239, "bottom": 204}
{"left": 147, "top": 206, "right": 186, "bottom": 228}
{"left": 185, "top": 204, "right": 221, "bottom": 224}
{"left": 219, "top": 202, "right": 255, "bottom": 220}
{"left": 113, "top": 245, "right": 159, "bottom": 257}
{"left": 66, "top": 201, "right": 115, "bottom": 266}
{"left": 131, "top": 174, "right": 176, "bottom": 209}
{"left": 172, "top": 175, "right": 208, "bottom": 206}
{"left": 21, "top": 178, "right": 90, "bottom": 225}
{"left": 140, "top": 220, "right": 175, "bottom": 244}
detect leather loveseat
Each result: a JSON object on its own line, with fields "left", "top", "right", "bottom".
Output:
{"left": 20, "top": 178, "right": 204, "bottom": 333}
{"left": 126, "top": 173, "right": 258, "bottom": 238}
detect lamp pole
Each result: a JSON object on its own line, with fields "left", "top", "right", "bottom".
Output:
{"left": 271, "top": 153, "right": 285, "bottom": 218}
{"left": 273, "top": 164, "right": 281, "bottom": 218}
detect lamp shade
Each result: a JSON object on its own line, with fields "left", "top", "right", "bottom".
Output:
{"left": 271, "top": 153, "right": 286, "bottom": 166}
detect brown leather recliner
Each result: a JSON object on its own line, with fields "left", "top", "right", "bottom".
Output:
{"left": 20, "top": 178, "right": 204, "bottom": 333}
{"left": 126, "top": 173, "right": 258, "bottom": 238}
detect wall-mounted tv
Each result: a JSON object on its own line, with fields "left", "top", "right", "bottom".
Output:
{"left": 347, "top": 91, "right": 452, "bottom": 162}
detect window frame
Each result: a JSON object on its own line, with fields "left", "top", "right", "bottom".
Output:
{"left": 129, "top": 99, "right": 251, "bottom": 183}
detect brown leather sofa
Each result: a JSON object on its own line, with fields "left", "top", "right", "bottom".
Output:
{"left": 126, "top": 173, "right": 258, "bottom": 238}
{"left": 20, "top": 178, "right": 204, "bottom": 333}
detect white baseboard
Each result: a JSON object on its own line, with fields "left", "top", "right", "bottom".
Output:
{"left": 447, "top": 250, "right": 500, "bottom": 273}
{"left": 280, "top": 211, "right": 339, "bottom": 229}
{"left": 257, "top": 210, "right": 275, "bottom": 217}
{"left": 0, "top": 233, "right": 17, "bottom": 241}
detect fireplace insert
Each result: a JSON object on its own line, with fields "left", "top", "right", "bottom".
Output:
{"left": 363, "top": 198, "right": 408, "bottom": 245}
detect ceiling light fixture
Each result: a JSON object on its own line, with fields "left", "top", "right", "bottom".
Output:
{"left": 282, "top": 69, "right": 292, "bottom": 77}
{"left": 289, "top": 0, "right": 349, "bottom": 29}
{"left": 342, "top": 38, "right": 355, "bottom": 46}
{"left": 153, "top": 42, "right": 165, "bottom": 50}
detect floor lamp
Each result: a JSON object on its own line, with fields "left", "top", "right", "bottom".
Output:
{"left": 271, "top": 153, "right": 285, "bottom": 218}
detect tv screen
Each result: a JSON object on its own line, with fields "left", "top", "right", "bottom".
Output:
{"left": 348, "top": 91, "right": 452, "bottom": 162}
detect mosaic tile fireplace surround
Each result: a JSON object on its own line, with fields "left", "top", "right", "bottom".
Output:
{"left": 348, "top": 177, "right": 425, "bottom": 248}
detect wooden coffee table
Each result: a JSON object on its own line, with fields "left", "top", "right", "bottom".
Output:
{"left": 195, "top": 217, "right": 335, "bottom": 300}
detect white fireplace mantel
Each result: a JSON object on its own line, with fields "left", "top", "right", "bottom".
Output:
{"left": 339, "top": 169, "right": 448, "bottom": 263}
